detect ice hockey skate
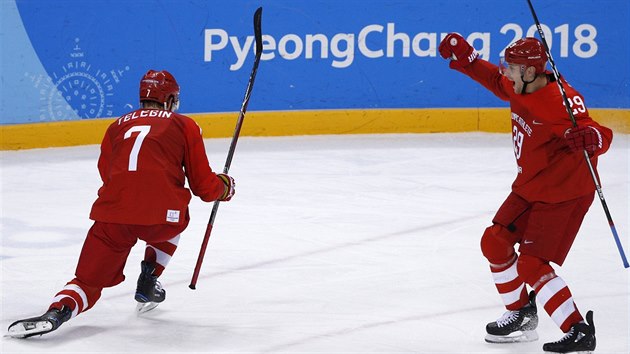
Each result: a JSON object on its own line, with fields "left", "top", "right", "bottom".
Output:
{"left": 485, "top": 291, "right": 539, "bottom": 343}
{"left": 6, "top": 306, "right": 72, "bottom": 339}
{"left": 543, "top": 310, "right": 596, "bottom": 353}
{"left": 135, "top": 261, "right": 166, "bottom": 314}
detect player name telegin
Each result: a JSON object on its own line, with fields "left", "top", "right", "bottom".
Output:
{"left": 117, "top": 109, "right": 173, "bottom": 125}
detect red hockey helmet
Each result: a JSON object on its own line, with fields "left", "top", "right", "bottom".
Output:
{"left": 139, "top": 70, "right": 180, "bottom": 110}
{"left": 504, "top": 38, "right": 548, "bottom": 74}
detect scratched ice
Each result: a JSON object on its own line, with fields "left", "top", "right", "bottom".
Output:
{"left": 1, "top": 133, "right": 628, "bottom": 353}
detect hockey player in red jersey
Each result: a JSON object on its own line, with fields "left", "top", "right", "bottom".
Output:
{"left": 7, "top": 70, "right": 236, "bottom": 338}
{"left": 438, "top": 34, "right": 612, "bottom": 353}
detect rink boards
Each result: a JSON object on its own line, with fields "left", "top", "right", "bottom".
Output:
{"left": 1, "top": 108, "right": 627, "bottom": 150}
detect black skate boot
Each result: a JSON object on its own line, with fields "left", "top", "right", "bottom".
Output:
{"left": 485, "top": 290, "right": 539, "bottom": 343}
{"left": 135, "top": 261, "right": 166, "bottom": 314}
{"left": 6, "top": 306, "right": 72, "bottom": 338}
{"left": 543, "top": 311, "right": 596, "bottom": 353}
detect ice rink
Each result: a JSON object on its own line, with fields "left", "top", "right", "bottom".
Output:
{"left": 1, "top": 133, "right": 628, "bottom": 353}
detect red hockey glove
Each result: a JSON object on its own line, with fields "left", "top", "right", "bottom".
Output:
{"left": 438, "top": 33, "right": 479, "bottom": 68}
{"left": 564, "top": 126, "right": 602, "bottom": 157}
{"left": 217, "top": 173, "right": 235, "bottom": 201}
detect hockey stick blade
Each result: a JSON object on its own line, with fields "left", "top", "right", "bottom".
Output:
{"left": 525, "top": 0, "right": 628, "bottom": 268}
{"left": 189, "top": 7, "right": 264, "bottom": 290}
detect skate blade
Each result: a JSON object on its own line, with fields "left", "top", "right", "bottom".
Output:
{"left": 485, "top": 330, "right": 539, "bottom": 343}
{"left": 135, "top": 301, "right": 159, "bottom": 315}
{"left": 5, "top": 320, "right": 53, "bottom": 339}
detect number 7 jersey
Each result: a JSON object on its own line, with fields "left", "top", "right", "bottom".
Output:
{"left": 89, "top": 109, "right": 227, "bottom": 225}
{"left": 451, "top": 59, "right": 613, "bottom": 203}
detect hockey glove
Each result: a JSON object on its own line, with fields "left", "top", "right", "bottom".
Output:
{"left": 217, "top": 173, "right": 235, "bottom": 201}
{"left": 438, "top": 33, "right": 479, "bottom": 69}
{"left": 564, "top": 126, "right": 602, "bottom": 157}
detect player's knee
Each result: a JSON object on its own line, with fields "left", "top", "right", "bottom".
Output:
{"left": 517, "top": 254, "right": 554, "bottom": 286}
{"left": 480, "top": 224, "right": 514, "bottom": 263}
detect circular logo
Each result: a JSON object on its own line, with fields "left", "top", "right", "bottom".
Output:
{"left": 50, "top": 71, "right": 106, "bottom": 119}
{"left": 28, "top": 38, "right": 131, "bottom": 121}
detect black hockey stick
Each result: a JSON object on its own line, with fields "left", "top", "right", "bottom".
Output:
{"left": 190, "top": 7, "right": 264, "bottom": 289}
{"left": 526, "top": 0, "right": 628, "bottom": 268}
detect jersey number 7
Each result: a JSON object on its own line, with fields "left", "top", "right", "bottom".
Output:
{"left": 123, "top": 125, "right": 151, "bottom": 171}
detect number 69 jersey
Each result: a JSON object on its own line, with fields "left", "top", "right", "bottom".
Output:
{"left": 89, "top": 109, "right": 227, "bottom": 225}
{"left": 452, "top": 60, "right": 613, "bottom": 203}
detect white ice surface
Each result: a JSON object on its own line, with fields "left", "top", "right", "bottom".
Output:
{"left": 1, "top": 133, "right": 628, "bottom": 353}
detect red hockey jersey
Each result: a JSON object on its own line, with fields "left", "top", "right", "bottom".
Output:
{"left": 90, "top": 109, "right": 226, "bottom": 225}
{"left": 452, "top": 60, "right": 612, "bottom": 203}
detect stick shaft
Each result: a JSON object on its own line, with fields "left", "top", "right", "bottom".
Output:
{"left": 189, "top": 8, "right": 264, "bottom": 289}
{"left": 526, "top": 0, "right": 628, "bottom": 268}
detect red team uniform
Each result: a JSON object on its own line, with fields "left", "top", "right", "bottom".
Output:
{"left": 456, "top": 59, "right": 611, "bottom": 205}
{"left": 456, "top": 58, "right": 612, "bottom": 265}
{"left": 75, "top": 108, "right": 227, "bottom": 294}
{"left": 56, "top": 74, "right": 232, "bottom": 317}
{"left": 8, "top": 70, "right": 235, "bottom": 338}
{"left": 439, "top": 34, "right": 611, "bottom": 353}
{"left": 92, "top": 109, "right": 226, "bottom": 226}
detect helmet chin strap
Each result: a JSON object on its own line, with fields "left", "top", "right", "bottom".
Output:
{"left": 164, "top": 97, "right": 180, "bottom": 112}
{"left": 519, "top": 67, "right": 536, "bottom": 95}
{"left": 519, "top": 74, "right": 536, "bottom": 95}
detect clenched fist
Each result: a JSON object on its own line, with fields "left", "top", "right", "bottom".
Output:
{"left": 438, "top": 33, "right": 478, "bottom": 68}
